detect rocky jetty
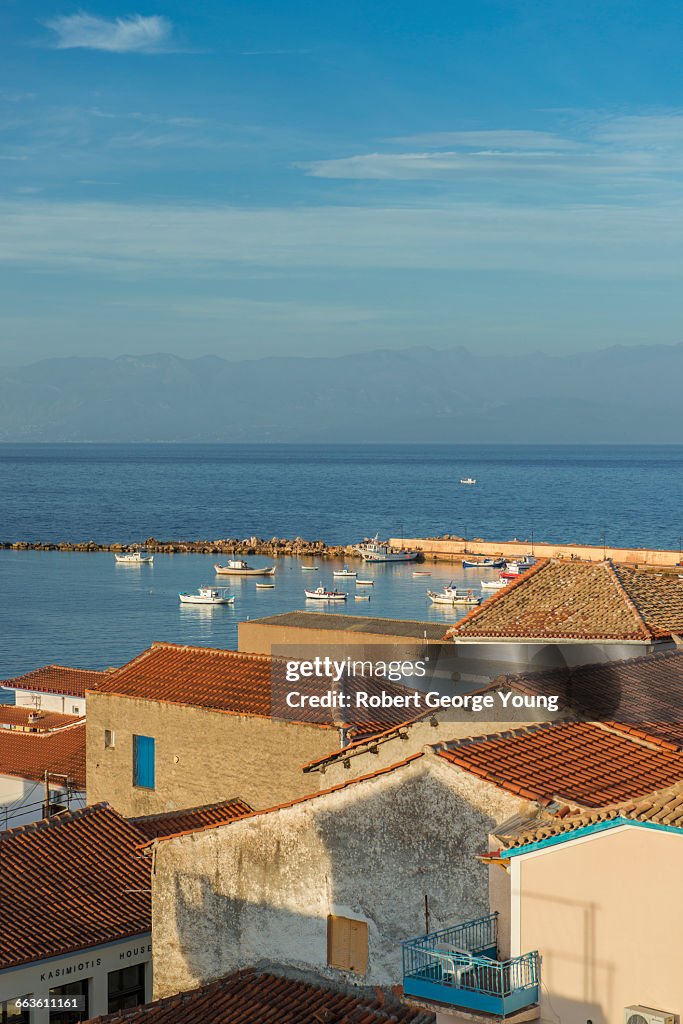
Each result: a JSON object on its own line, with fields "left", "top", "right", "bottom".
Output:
{"left": 1, "top": 535, "right": 354, "bottom": 558}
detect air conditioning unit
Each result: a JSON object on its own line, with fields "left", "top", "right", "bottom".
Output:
{"left": 624, "top": 1006, "right": 676, "bottom": 1024}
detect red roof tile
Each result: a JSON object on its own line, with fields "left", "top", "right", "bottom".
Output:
{"left": 491, "top": 648, "right": 683, "bottom": 749}
{"left": 88, "top": 968, "right": 434, "bottom": 1023}
{"left": 96, "top": 643, "right": 418, "bottom": 738}
{"left": 1, "top": 665, "right": 107, "bottom": 698}
{"left": 445, "top": 559, "right": 683, "bottom": 641}
{"left": 436, "top": 721, "right": 683, "bottom": 807}
{"left": 129, "top": 798, "right": 253, "bottom": 841}
{"left": 0, "top": 707, "right": 83, "bottom": 732}
{"left": 0, "top": 804, "right": 150, "bottom": 969}
{"left": 0, "top": 722, "right": 86, "bottom": 787}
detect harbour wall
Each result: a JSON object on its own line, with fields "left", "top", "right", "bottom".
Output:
{"left": 390, "top": 535, "right": 683, "bottom": 568}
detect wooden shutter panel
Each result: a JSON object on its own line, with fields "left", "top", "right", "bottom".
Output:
{"left": 327, "top": 915, "right": 368, "bottom": 975}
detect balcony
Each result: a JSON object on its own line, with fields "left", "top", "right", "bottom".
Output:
{"left": 402, "top": 912, "right": 539, "bottom": 1019}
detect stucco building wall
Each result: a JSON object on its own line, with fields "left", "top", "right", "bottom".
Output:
{"left": 150, "top": 756, "right": 530, "bottom": 999}
{"left": 86, "top": 692, "right": 340, "bottom": 816}
{"left": 504, "top": 825, "right": 683, "bottom": 1023}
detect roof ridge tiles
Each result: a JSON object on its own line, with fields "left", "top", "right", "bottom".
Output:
{"left": 0, "top": 802, "right": 112, "bottom": 843}
{"left": 443, "top": 557, "right": 550, "bottom": 639}
{"left": 603, "top": 561, "right": 652, "bottom": 640}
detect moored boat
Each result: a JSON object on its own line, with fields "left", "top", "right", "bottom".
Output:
{"left": 356, "top": 579, "right": 374, "bottom": 586}
{"left": 412, "top": 570, "right": 431, "bottom": 576}
{"left": 427, "top": 583, "right": 480, "bottom": 606}
{"left": 214, "top": 559, "right": 275, "bottom": 577}
{"left": 255, "top": 583, "right": 275, "bottom": 589}
{"left": 354, "top": 534, "right": 419, "bottom": 563}
{"left": 114, "top": 550, "right": 153, "bottom": 564}
{"left": 333, "top": 566, "right": 357, "bottom": 578}
{"left": 462, "top": 557, "right": 505, "bottom": 569}
{"left": 301, "top": 565, "right": 319, "bottom": 571}
{"left": 179, "top": 586, "right": 234, "bottom": 605}
{"left": 305, "top": 586, "right": 347, "bottom": 601}
{"left": 480, "top": 578, "right": 508, "bottom": 590}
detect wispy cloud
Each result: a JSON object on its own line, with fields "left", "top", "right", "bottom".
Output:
{"left": 388, "top": 130, "right": 578, "bottom": 150}
{"left": 45, "top": 13, "right": 173, "bottom": 53}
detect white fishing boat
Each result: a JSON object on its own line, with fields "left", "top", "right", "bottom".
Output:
{"left": 255, "top": 582, "right": 275, "bottom": 589}
{"left": 301, "top": 565, "right": 319, "bottom": 571}
{"left": 214, "top": 559, "right": 275, "bottom": 577}
{"left": 354, "top": 534, "right": 419, "bottom": 563}
{"left": 427, "top": 583, "right": 480, "bottom": 606}
{"left": 114, "top": 550, "right": 154, "bottom": 564}
{"left": 354, "top": 594, "right": 371, "bottom": 600}
{"left": 333, "top": 566, "right": 357, "bottom": 578}
{"left": 460, "top": 478, "right": 477, "bottom": 485}
{"left": 305, "top": 586, "right": 347, "bottom": 601}
{"left": 480, "top": 578, "right": 508, "bottom": 590}
{"left": 412, "top": 570, "right": 432, "bottom": 576}
{"left": 179, "top": 586, "right": 234, "bottom": 605}
{"left": 356, "top": 579, "right": 374, "bottom": 586}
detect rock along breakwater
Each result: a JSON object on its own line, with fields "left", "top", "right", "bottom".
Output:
{"left": 0, "top": 536, "right": 354, "bottom": 558}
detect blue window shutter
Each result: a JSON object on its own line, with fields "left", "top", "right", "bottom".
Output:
{"left": 133, "top": 735, "right": 155, "bottom": 789}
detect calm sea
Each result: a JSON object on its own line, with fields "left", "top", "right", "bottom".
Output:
{"left": 2, "top": 443, "right": 682, "bottom": 675}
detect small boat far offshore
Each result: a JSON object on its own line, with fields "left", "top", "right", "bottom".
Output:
{"left": 460, "top": 477, "right": 477, "bottom": 485}
{"left": 114, "top": 550, "right": 154, "bottom": 564}
{"left": 179, "top": 586, "right": 234, "bottom": 605}
{"left": 353, "top": 534, "right": 419, "bottom": 563}
{"left": 305, "top": 586, "right": 347, "bottom": 601}
{"left": 214, "top": 558, "right": 275, "bottom": 577}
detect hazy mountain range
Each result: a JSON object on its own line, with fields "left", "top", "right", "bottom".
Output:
{"left": 0, "top": 345, "right": 682, "bottom": 443}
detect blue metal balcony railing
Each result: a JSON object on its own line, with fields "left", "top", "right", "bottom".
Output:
{"left": 402, "top": 912, "right": 540, "bottom": 1018}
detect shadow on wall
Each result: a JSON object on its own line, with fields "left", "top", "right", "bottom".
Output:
{"left": 157, "top": 763, "right": 516, "bottom": 996}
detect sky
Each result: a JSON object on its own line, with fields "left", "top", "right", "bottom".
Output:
{"left": 2, "top": 0, "right": 683, "bottom": 365}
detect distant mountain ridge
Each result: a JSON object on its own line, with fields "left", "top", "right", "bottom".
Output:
{"left": 0, "top": 345, "right": 682, "bottom": 442}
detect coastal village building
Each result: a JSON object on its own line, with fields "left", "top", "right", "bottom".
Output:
{"left": 480, "top": 782, "right": 683, "bottom": 1024}
{"left": 141, "top": 718, "right": 683, "bottom": 1002}
{"left": 0, "top": 717, "right": 85, "bottom": 829}
{"left": 444, "top": 558, "right": 683, "bottom": 676}
{"left": 0, "top": 804, "right": 152, "bottom": 1024}
{"left": 0, "top": 666, "right": 107, "bottom": 716}
{"left": 88, "top": 968, "right": 435, "bottom": 1024}
{"left": 86, "top": 642, "right": 417, "bottom": 816}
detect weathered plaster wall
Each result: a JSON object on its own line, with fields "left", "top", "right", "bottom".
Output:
{"left": 86, "top": 693, "right": 338, "bottom": 816}
{"left": 391, "top": 536, "right": 683, "bottom": 568}
{"left": 150, "top": 756, "right": 530, "bottom": 998}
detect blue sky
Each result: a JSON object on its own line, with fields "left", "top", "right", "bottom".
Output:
{"left": 2, "top": 1, "right": 683, "bottom": 364}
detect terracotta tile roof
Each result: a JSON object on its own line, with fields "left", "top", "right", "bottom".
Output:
{"left": 0, "top": 707, "right": 83, "bottom": 732}
{"left": 88, "top": 968, "right": 434, "bottom": 1024}
{"left": 436, "top": 720, "right": 683, "bottom": 807}
{"left": 302, "top": 713, "right": 429, "bottom": 773}
{"left": 444, "top": 559, "right": 683, "bottom": 641}
{"left": 0, "top": 722, "right": 86, "bottom": 788}
{"left": 0, "top": 803, "right": 150, "bottom": 969}
{"left": 491, "top": 648, "right": 683, "bottom": 749}
{"left": 129, "top": 798, "right": 253, "bottom": 841}
{"left": 0, "top": 665, "right": 107, "bottom": 698}
{"left": 140, "top": 754, "right": 424, "bottom": 848}
{"left": 96, "top": 643, "right": 418, "bottom": 738}
{"left": 504, "top": 779, "right": 683, "bottom": 849}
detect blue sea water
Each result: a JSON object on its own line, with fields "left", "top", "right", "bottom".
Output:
{"left": 2, "top": 443, "right": 683, "bottom": 675}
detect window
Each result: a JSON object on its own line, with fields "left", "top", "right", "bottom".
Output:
{"left": 327, "top": 915, "right": 368, "bottom": 975}
{"left": 104, "top": 729, "right": 116, "bottom": 749}
{"left": 133, "top": 735, "right": 155, "bottom": 789}
{"left": 107, "top": 964, "right": 146, "bottom": 1012}
{"left": 49, "top": 980, "right": 88, "bottom": 1024}
{"left": 1, "top": 996, "right": 30, "bottom": 1024}
{"left": 72, "top": 705, "right": 79, "bottom": 715}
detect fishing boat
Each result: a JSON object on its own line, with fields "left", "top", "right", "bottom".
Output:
{"left": 354, "top": 594, "right": 371, "bottom": 600}
{"left": 356, "top": 579, "right": 374, "bottom": 586}
{"left": 305, "top": 586, "right": 347, "bottom": 601}
{"left": 500, "top": 560, "right": 534, "bottom": 579}
{"left": 179, "top": 586, "right": 234, "bottom": 605}
{"left": 460, "top": 478, "right": 477, "bottom": 485}
{"left": 301, "top": 565, "right": 319, "bottom": 571}
{"left": 214, "top": 559, "right": 275, "bottom": 577}
{"left": 114, "top": 550, "right": 154, "bottom": 564}
{"left": 333, "top": 566, "right": 357, "bottom": 578}
{"left": 462, "top": 557, "right": 505, "bottom": 569}
{"left": 427, "top": 583, "right": 481, "bottom": 606}
{"left": 412, "top": 570, "right": 432, "bottom": 576}
{"left": 354, "top": 535, "right": 419, "bottom": 563}
{"left": 480, "top": 578, "right": 508, "bottom": 590}
{"left": 255, "top": 583, "right": 275, "bottom": 589}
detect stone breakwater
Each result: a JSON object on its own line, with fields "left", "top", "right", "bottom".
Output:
{"left": 0, "top": 536, "right": 355, "bottom": 558}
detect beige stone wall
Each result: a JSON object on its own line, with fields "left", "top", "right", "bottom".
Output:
{"left": 513, "top": 825, "right": 683, "bottom": 1022}
{"left": 391, "top": 536, "right": 683, "bottom": 567}
{"left": 86, "top": 692, "right": 339, "bottom": 816}
{"left": 238, "top": 621, "right": 444, "bottom": 658}
{"left": 150, "top": 755, "right": 530, "bottom": 999}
